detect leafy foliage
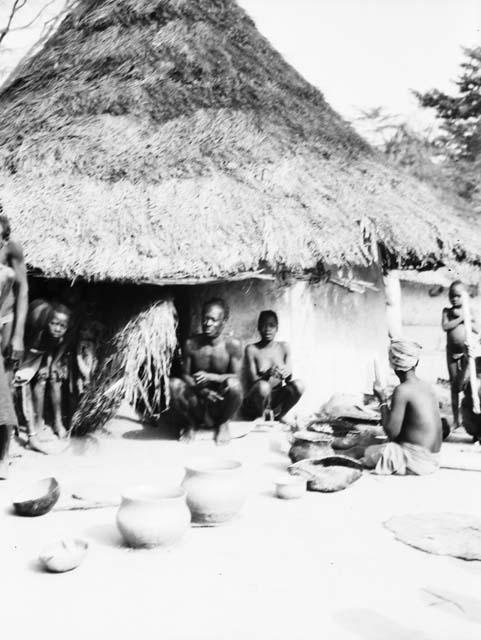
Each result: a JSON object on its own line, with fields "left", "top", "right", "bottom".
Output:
{"left": 414, "top": 47, "right": 481, "bottom": 208}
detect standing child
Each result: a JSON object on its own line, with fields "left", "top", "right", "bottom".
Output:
{"left": 442, "top": 280, "right": 479, "bottom": 428}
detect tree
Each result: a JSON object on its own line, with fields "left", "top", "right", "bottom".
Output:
{"left": 354, "top": 107, "right": 447, "bottom": 189}
{"left": 414, "top": 47, "right": 481, "bottom": 208}
{"left": 0, "top": 1, "right": 27, "bottom": 48}
{"left": 415, "top": 47, "right": 481, "bottom": 162}
{"left": 355, "top": 49, "right": 481, "bottom": 212}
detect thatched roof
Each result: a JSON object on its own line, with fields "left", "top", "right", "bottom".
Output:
{"left": 0, "top": 0, "right": 480, "bottom": 282}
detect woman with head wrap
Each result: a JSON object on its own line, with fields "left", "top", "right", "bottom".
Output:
{"left": 363, "top": 339, "right": 442, "bottom": 475}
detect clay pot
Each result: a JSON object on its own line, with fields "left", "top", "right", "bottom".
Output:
{"left": 275, "top": 475, "right": 306, "bottom": 499}
{"left": 39, "top": 538, "right": 88, "bottom": 573}
{"left": 182, "top": 458, "right": 246, "bottom": 526}
{"left": 288, "top": 430, "right": 334, "bottom": 463}
{"left": 116, "top": 486, "right": 191, "bottom": 548}
{"left": 13, "top": 477, "right": 60, "bottom": 517}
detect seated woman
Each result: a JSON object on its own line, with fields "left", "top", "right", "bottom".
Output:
{"left": 15, "top": 300, "right": 73, "bottom": 449}
{"left": 242, "top": 310, "right": 304, "bottom": 423}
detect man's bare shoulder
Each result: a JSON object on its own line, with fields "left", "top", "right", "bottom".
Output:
{"left": 7, "top": 240, "right": 25, "bottom": 261}
{"left": 400, "top": 379, "right": 435, "bottom": 398}
{"left": 226, "top": 337, "right": 242, "bottom": 356}
{"left": 184, "top": 335, "right": 203, "bottom": 352}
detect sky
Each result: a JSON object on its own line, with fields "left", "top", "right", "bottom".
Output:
{"left": 1, "top": 0, "right": 480, "bottom": 133}
{"left": 238, "top": 0, "right": 481, "bottom": 131}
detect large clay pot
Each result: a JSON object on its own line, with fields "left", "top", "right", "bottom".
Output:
{"left": 182, "top": 458, "right": 246, "bottom": 526}
{"left": 116, "top": 486, "right": 191, "bottom": 548}
{"left": 288, "top": 430, "right": 334, "bottom": 463}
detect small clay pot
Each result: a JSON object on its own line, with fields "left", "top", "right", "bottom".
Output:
{"left": 275, "top": 475, "right": 306, "bottom": 499}
{"left": 288, "top": 430, "right": 334, "bottom": 463}
{"left": 117, "top": 486, "right": 191, "bottom": 548}
{"left": 39, "top": 538, "right": 88, "bottom": 573}
{"left": 182, "top": 458, "right": 246, "bottom": 526}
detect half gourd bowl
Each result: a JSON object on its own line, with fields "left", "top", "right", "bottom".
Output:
{"left": 13, "top": 477, "right": 60, "bottom": 516}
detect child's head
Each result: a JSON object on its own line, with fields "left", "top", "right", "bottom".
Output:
{"left": 449, "top": 280, "right": 464, "bottom": 308}
{"left": 258, "top": 310, "right": 279, "bottom": 341}
{"left": 48, "top": 303, "right": 71, "bottom": 341}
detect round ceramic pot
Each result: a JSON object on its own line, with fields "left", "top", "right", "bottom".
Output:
{"left": 182, "top": 459, "right": 246, "bottom": 526}
{"left": 116, "top": 486, "right": 191, "bottom": 548}
{"left": 288, "top": 430, "right": 334, "bottom": 463}
{"left": 275, "top": 475, "right": 306, "bottom": 500}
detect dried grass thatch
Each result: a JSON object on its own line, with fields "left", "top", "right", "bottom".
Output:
{"left": 71, "top": 299, "right": 177, "bottom": 434}
{"left": 0, "top": 0, "right": 480, "bottom": 281}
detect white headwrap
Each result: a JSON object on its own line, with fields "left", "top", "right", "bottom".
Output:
{"left": 389, "top": 339, "right": 422, "bottom": 372}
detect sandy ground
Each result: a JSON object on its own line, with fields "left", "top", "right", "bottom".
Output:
{"left": 3, "top": 408, "right": 481, "bottom": 640}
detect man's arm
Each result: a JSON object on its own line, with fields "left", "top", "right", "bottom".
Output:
{"left": 9, "top": 241, "right": 28, "bottom": 360}
{"left": 245, "top": 344, "right": 262, "bottom": 386}
{"left": 180, "top": 339, "right": 197, "bottom": 389}
{"left": 379, "top": 386, "right": 407, "bottom": 441}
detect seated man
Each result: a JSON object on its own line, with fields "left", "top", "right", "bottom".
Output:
{"left": 170, "top": 298, "right": 242, "bottom": 445}
{"left": 242, "top": 310, "right": 304, "bottom": 423}
{"left": 364, "top": 339, "right": 442, "bottom": 475}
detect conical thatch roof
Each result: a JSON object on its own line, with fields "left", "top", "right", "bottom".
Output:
{"left": 0, "top": 0, "right": 479, "bottom": 282}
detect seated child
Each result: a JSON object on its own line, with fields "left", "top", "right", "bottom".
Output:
{"left": 15, "top": 301, "right": 72, "bottom": 448}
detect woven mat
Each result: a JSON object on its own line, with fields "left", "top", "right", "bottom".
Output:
{"left": 385, "top": 513, "right": 481, "bottom": 560}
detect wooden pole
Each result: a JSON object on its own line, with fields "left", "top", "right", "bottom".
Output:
{"left": 373, "top": 356, "right": 384, "bottom": 388}
{"left": 461, "top": 290, "right": 480, "bottom": 414}
{"left": 383, "top": 271, "right": 403, "bottom": 340}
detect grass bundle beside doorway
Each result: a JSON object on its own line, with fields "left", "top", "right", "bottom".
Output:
{"left": 71, "top": 299, "right": 178, "bottom": 435}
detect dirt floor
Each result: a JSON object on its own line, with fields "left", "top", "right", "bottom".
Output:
{"left": 3, "top": 406, "right": 481, "bottom": 640}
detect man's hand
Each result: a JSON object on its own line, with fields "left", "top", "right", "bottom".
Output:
{"left": 200, "top": 388, "right": 223, "bottom": 403}
{"left": 373, "top": 380, "right": 387, "bottom": 403}
{"left": 9, "top": 336, "right": 24, "bottom": 363}
{"left": 193, "top": 371, "right": 212, "bottom": 387}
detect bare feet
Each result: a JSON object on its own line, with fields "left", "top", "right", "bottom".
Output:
{"left": 27, "top": 434, "right": 53, "bottom": 455}
{"left": 180, "top": 427, "right": 195, "bottom": 443}
{"left": 0, "top": 459, "right": 8, "bottom": 479}
{"left": 53, "top": 421, "right": 67, "bottom": 439}
{"left": 215, "top": 422, "right": 231, "bottom": 446}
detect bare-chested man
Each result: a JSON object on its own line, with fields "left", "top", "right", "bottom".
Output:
{"left": 0, "top": 209, "right": 27, "bottom": 476}
{"left": 0, "top": 210, "right": 28, "bottom": 366}
{"left": 170, "top": 298, "right": 243, "bottom": 445}
{"left": 0, "top": 266, "right": 19, "bottom": 477}
{"left": 363, "top": 339, "right": 442, "bottom": 475}
{"left": 242, "top": 310, "right": 304, "bottom": 422}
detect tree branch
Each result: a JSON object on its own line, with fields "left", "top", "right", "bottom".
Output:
{"left": 0, "top": 0, "right": 28, "bottom": 46}
{"left": 8, "top": 0, "right": 58, "bottom": 33}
